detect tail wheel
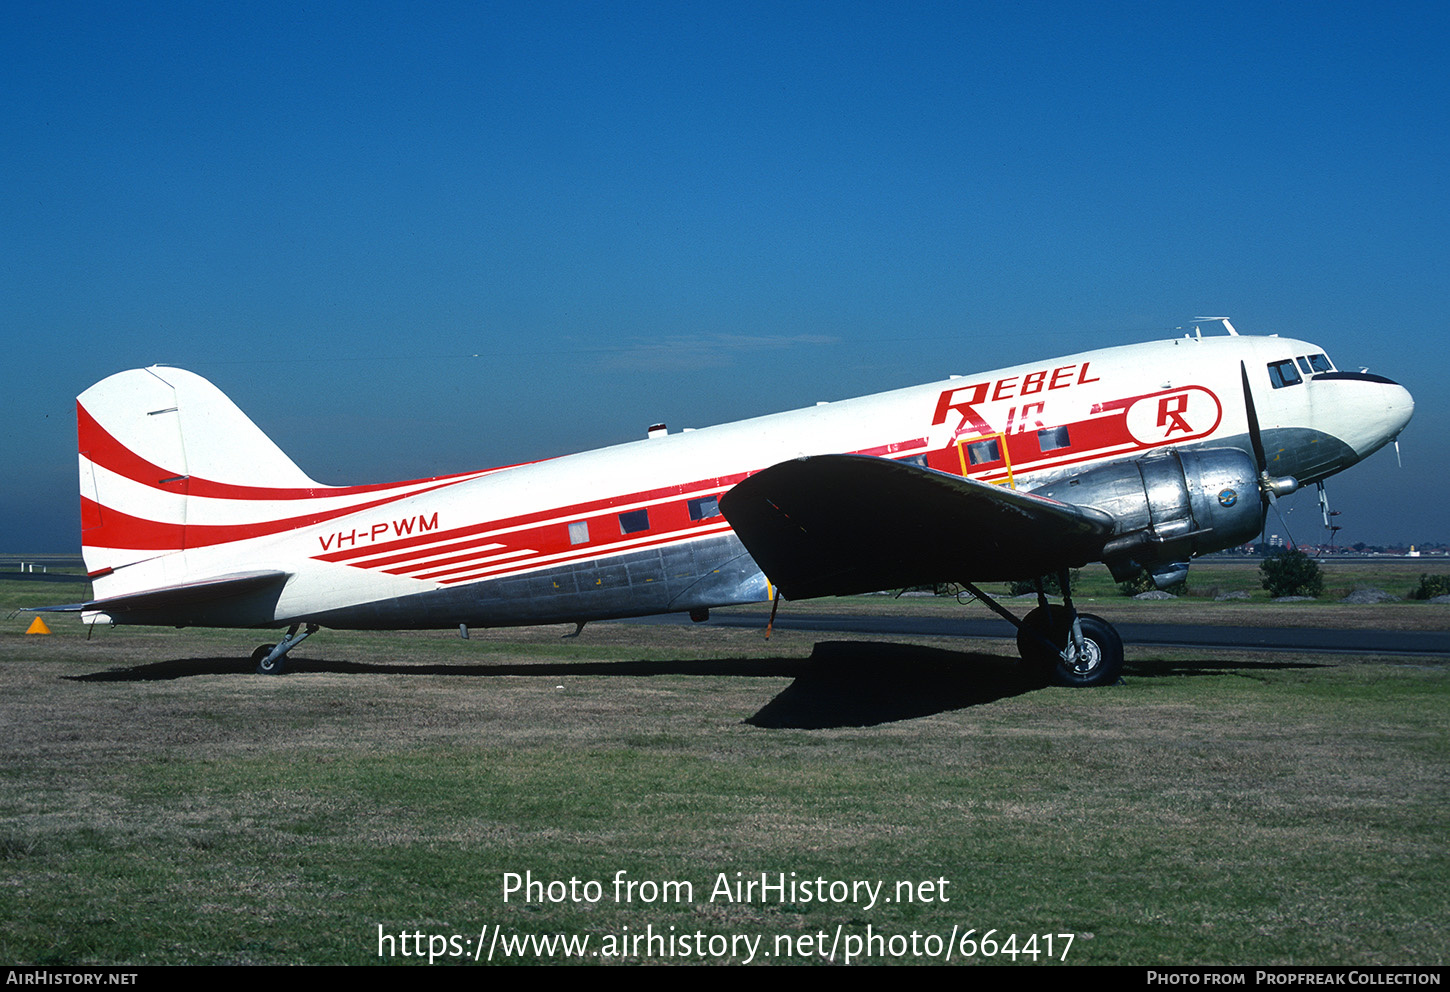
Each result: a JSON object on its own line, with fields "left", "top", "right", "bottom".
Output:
{"left": 252, "top": 643, "right": 285, "bottom": 676}
{"left": 1016, "top": 607, "right": 1123, "bottom": 687}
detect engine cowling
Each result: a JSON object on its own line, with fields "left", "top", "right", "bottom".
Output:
{"left": 1028, "top": 447, "right": 1264, "bottom": 581}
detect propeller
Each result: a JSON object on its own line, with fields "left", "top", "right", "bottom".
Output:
{"left": 1241, "top": 360, "right": 1300, "bottom": 553}
{"left": 1240, "top": 361, "right": 1300, "bottom": 506}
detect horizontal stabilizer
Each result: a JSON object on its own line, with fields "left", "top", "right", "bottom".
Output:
{"left": 28, "top": 570, "right": 290, "bottom": 619}
{"left": 720, "top": 454, "right": 1113, "bottom": 599}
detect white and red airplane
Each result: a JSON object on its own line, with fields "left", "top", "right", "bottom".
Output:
{"left": 49, "top": 320, "right": 1412, "bottom": 686}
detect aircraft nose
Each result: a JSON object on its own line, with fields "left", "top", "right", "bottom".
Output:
{"left": 1387, "top": 380, "right": 1414, "bottom": 437}
{"left": 1350, "top": 373, "right": 1414, "bottom": 457}
{"left": 1311, "top": 370, "right": 1414, "bottom": 462}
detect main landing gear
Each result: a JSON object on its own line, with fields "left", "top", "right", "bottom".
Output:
{"left": 962, "top": 570, "right": 1124, "bottom": 687}
{"left": 252, "top": 623, "right": 320, "bottom": 675}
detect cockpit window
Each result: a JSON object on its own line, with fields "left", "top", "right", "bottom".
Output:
{"left": 1296, "top": 357, "right": 1313, "bottom": 375}
{"left": 1307, "top": 353, "right": 1334, "bottom": 373}
{"left": 1268, "top": 359, "right": 1302, "bottom": 389}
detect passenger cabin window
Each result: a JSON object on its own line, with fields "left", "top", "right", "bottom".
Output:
{"left": 687, "top": 496, "right": 720, "bottom": 521}
{"left": 965, "top": 437, "right": 1002, "bottom": 465}
{"left": 568, "top": 521, "right": 590, "bottom": 545}
{"left": 1267, "top": 359, "right": 1302, "bottom": 389}
{"left": 618, "top": 509, "right": 650, "bottom": 534}
{"left": 1037, "top": 426, "right": 1071, "bottom": 452}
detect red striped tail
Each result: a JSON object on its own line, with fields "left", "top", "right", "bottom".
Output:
{"left": 77, "top": 367, "right": 329, "bottom": 578}
{"left": 77, "top": 368, "right": 489, "bottom": 597}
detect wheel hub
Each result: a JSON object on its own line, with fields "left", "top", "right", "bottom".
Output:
{"left": 1066, "top": 636, "right": 1102, "bottom": 675}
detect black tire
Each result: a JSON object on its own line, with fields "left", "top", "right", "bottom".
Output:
{"left": 1016, "top": 607, "right": 1123, "bottom": 687}
{"left": 1016, "top": 604, "right": 1067, "bottom": 672}
{"left": 252, "top": 643, "right": 285, "bottom": 676}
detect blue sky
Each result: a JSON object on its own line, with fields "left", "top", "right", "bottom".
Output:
{"left": 3, "top": 1, "right": 1446, "bottom": 552}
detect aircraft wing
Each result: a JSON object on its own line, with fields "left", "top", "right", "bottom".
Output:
{"left": 719, "top": 454, "right": 1114, "bottom": 600}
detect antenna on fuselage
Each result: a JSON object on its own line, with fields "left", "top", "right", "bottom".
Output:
{"left": 1193, "top": 316, "right": 1238, "bottom": 336}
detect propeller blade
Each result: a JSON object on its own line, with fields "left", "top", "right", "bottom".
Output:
{"left": 1240, "top": 361, "right": 1267, "bottom": 474}
{"left": 1270, "top": 500, "right": 1298, "bottom": 551}
{"left": 1241, "top": 361, "right": 1300, "bottom": 506}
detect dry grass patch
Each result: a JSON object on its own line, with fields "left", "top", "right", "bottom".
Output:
{"left": 0, "top": 607, "right": 1444, "bottom": 965}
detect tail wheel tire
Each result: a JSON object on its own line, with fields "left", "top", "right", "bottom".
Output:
{"left": 252, "top": 643, "right": 285, "bottom": 676}
{"left": 1016, "top": 607, "right": 1123, "bottom": 687}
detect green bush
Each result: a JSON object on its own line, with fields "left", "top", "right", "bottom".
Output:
{"left": 1259, "top": 549, "right": 1325, "bottom": 598}
{"left": 1410, "top": 574, "right": 1450, "bottom": 600}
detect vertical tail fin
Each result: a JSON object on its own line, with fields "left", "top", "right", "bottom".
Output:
{"left": 78, "top": 367, "right": 323, "bottom": 577}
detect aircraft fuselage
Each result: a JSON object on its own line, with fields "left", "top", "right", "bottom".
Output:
{"left": 76, "top": 331, "right": 1413, "bottom": 631}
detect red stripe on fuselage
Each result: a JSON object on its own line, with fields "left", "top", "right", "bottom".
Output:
{"left": 431, "top": 523, "right": 737, "bottom": 585}
{"left": 312, "top": 476, "right": 750, "bottom": 565}
{"left": 80, "top": 483, "right": 468, "bottom": 552}
{"left": 319, "top": 444, "right": 941, "bottom": 585}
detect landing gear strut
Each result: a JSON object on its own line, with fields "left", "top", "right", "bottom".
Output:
{"left": 963, "top": 570, "right": 1124, "bottom": 687}
{"left": 252, "top": 623, "right": 320, "bottom": 675}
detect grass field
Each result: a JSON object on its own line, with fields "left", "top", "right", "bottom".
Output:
{"left": 1, "top": 566, "right": 1446, "bottom": 966}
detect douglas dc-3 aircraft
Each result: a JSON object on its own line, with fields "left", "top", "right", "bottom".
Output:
{"left": 47, "top": 320, "right": 1412, "bottom": 686}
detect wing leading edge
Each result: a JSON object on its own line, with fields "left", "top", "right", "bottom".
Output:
{"left": 719, "top": 454, "right": 1114, "bottom": 600}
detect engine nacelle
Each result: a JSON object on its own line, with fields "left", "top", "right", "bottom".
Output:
{"left": 1029, "top": 447, "right": 1264, "bottom": 581}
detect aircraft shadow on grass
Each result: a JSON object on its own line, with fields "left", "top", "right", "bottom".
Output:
{"left": 65, "top": 639, "right": 1326, "bottom": 730}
